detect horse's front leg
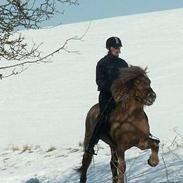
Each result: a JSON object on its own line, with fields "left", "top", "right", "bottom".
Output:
{"left": 138, "top": 137, "right": 160, "bottom": 167}
{"left": 116, "top": 148, "right": 126, "bottom": 183}
{"left": 148, "top": 138, "right": 160, "bottom": 167}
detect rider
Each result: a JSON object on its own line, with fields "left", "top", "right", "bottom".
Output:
{"left": 86, "top": 37, "right": 129, "bottom": 155}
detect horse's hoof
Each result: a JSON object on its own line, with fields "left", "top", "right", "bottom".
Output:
{"left": 148, "top": 157, "right": 159, "bottom": 167}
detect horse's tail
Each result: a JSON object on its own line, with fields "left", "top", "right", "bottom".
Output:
{"left": 76, "top": 152, "right": 93, "bottom": 177}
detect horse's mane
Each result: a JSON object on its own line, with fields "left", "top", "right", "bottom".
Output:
{"left": 111, "top": 66, "right": 148, "bottom": 103}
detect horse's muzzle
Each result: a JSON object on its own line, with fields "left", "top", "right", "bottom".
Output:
{"left": 145, "top": 92, "right": 156, "bottom": 106}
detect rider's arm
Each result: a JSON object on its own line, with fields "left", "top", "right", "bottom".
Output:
{"left": 96, "top": 61, "right": 109, "bottom": 91}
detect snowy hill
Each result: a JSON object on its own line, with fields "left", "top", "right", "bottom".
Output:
{"left": 0, "top": 8, "right": 183, "bottom": 183}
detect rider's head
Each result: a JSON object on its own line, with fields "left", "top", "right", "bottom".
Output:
{"left": 106, "top": 37, "right": 122, "bottom": 57}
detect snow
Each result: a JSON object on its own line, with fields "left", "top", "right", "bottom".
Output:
{"left": 1, "top": 143, "right": 183, "bottom": 183}
{"left": 0, "top": 8, "right": 183, "bottom": 182}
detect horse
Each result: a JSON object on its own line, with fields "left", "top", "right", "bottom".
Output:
{"left": 78, "top": 66, "right": 160, "bottom": 183}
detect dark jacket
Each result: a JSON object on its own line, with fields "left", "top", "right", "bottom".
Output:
{"left": 96, "top": 53, "right": 128, "bottom": 92}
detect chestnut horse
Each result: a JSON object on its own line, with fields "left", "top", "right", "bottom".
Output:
{"left": 78, "top": 66, "right": 160, "bottom": 183}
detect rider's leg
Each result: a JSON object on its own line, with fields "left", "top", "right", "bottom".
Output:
{"left": 85, "top": 91, "right": 113, "bottom": 154}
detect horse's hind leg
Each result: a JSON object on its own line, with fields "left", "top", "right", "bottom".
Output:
{"left": 78, "top": 152, "right": 93, "bottom": 183}
{"left": 110, "top": 147, "right": 118, "bottom": 183}
{"left": 116, "top": 149, "right": 126, "bottom": 183}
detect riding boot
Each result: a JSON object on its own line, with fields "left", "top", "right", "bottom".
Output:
{"left": 85, "top": 92, "right": 115, "bottom": 155}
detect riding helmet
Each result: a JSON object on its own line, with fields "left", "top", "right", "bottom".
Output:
{"left": 106, "top": 37, "right": 122, "bottom": 49}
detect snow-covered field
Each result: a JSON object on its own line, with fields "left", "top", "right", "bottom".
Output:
{"left": 0, "top": 8, "right": 183, "bottom": 183}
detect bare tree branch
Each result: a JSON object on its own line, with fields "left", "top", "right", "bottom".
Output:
{"left": 0, "top": 0, "right": 79, "bottom": 62}
{"left": 1, "top": 22, "right": 91, "bottom": 78}
{"left": 0, "top": 0, "right": 82, "bottom": 79}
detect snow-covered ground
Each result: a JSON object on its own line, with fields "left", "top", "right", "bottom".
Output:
{"left": 0, "top": 8, "right": 183, "bottom": 183}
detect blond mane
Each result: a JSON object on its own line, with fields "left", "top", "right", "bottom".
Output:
{"left": 111, "top": 66, "right": 148, "bottom": 103}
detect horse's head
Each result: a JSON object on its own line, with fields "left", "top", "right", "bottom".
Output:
{"left": 111, "top": 66, "right": 156, "bottom": 106}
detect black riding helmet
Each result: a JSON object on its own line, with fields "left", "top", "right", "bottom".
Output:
{"left": 106, "top": 37, "right": 122, "bottom": 50}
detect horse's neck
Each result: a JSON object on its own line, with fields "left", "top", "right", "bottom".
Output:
{"left": 117, "top": 98, "right": 144, "bottom": 116}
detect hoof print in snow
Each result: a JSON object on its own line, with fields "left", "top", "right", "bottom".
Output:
{"left": 46, "top": 146, "right": 56, "bottom": 152}
{"left": 70, "top": 148, "right": 79, "bottom": 153}
{"left": 25, "top": 178, "right": 40, "bottom": 183}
